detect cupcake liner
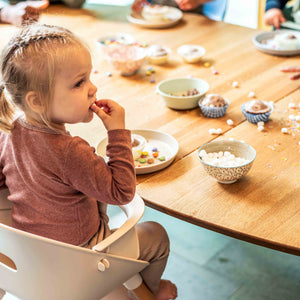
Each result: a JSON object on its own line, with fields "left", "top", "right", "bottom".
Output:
{"left": 241, "top": 102, "right": 273, "bottom": 124}
{"left": 199, "top": 100, "right": 229, "bottom": 118}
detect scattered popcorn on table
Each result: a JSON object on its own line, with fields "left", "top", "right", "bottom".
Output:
{"left": 288, "top": 102, "right": 296, "bottom": 109}
{"left": 248, "top": 91, "right": 256, "bottom": 98}
{"left": 209, "top": 128, "right": 222, "bottom": 135}
{"left": 281, "top": 128, "right": 288, "bottom": 134}
{"left": 227, "top": 119, "right": 234, "bottom": 126}
{"left": 257, "top": 121, "right": 264, "bottom": 127}
{"left": 232, "top": 81, "right": 239, "bottom": 88}
{"left": 199, "top": 150, "right": 250, "bottom": 167}
{"left": 257, "top": 125, "right": 264, "bottom": 132}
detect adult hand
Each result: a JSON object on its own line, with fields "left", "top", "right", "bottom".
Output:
{"left": 90, "top": 99, "right": 126, "bottom": 131}
{"left": 175, "top": 0, "right": 212, "bottom": 11}
{"left": 280, "top": 66, "right": 300, "bottom": 80}
{"left": 264, "top": 8, "right": 286, "bottom": 29}
{"left": 0, "top": 0, "right": 49, "bottom": 26}
{"left": 131, "top": 0, "right": 149, "bottom": 13}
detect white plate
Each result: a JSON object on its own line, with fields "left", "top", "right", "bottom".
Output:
{"left": 253, "top": 30, "right": 300, "bottom": 56}
{"left": 127, "top": 7, "right": 183, "bottom": 29}
{"left": 96, "top": 129, "right": 179, "bottom": 175}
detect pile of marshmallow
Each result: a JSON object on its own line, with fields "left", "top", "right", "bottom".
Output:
{"left": 199, "top": 150, "right": 250, "bottom": 167}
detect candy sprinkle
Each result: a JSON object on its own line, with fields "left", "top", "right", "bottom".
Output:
{"left": 150, "top": 79, "right": 156, "bottom": 83}
{"left": 203, "top": 62, "right": 211, "bottom": 68}
{"left": 158, "top": 156, "right": 165, "bottom": 161}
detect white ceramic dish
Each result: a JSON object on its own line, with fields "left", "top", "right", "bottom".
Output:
{"left": 177, "top": 45, "right": 206, "bottom": 63}
{"left": 253, "top": 30, "right": 300, "bottom": 56}
{"left": 127, "top": 7, "right": 183, "bottom": 29}
{"left": 156, "top": 77, "right": 210, "bottom": 110}
{"left": 96, "top": 129, "right": 179, "bottom": 175}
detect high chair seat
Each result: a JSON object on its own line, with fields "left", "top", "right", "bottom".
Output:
{"left": 0, "top": 189, "right": 153, "bottom": 300}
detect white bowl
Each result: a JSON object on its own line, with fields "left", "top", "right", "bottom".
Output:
{"left": 147, "top": 45, "right": 171, "bottom": 65}
{"left": 106, "top": 45, "right": 146, "bottom": 76}
{"left": 96, "top": 33, "right": 136, "bottom": 55}
{"left": 141, "top": 5, "right": 169, "bottom": 22}
{"left": 156, "top": 77, "right": 209, "bottom": 110}
{"left": 197, "top": 140, "right": 256, "bottom": 184}
{"left": 177, "top": 44, "right": 206, "bottom": 63}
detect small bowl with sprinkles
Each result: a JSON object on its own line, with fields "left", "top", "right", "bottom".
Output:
{"left": 197, "top": 140, "right": 256, "bottom": 184}
{"left": 106, "top": 44, "right": 146, "bottom": 76}
{"left": 156, "top": 77, "right": 209, "bottom": 110}
{"left": 241, "top": 99, "right": 273, "bottom": 124}
{"left": 198, "top": 93, "right": 229, "bottom": 118}
{"left": 96, "top": 33, "right": 136, "bottom": 55}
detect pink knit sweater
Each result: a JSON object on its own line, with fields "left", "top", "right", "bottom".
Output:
{"left": 0, "top": 117, "right": 135, "bottom": 245}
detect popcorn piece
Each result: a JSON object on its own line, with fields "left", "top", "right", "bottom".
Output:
{"left": 281, "top": 128, "right": 288, "bottom": 134}
{"left": 257, "top": 121, "right": 264, "bottom": 127}
{"left": 208, "top": 128, "right": 222, "bottom": 135}
{"left": 248, "top": 91, "right": 256, "bottom": 98}
{"left": 227, "top": 119, "right": 234, "bottom": 126}
{"left": 257, "top": 125, "right": 264, "bottom": 132}
{"left": 288, "top": 102, "right": 296, "bottom": 109}
{"left": 232, "top": 81, "right": 239, "bottom": 88}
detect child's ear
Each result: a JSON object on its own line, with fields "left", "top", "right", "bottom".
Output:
{"left": 25, "top": 91, "right": 45, "bottom": 113}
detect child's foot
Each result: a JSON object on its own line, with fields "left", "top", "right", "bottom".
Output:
{"left": 156, "top": 279, "right": 177, "bottom": 300}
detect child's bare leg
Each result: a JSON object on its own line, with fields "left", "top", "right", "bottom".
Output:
{"left": 156, "top": 279, "right": 177, "bottom": 300}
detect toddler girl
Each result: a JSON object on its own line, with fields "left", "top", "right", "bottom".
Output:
{"left": 0, "top": 24, "right": 177, "bottom": 300}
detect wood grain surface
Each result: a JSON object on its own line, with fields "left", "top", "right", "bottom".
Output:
{"left": 1, "top": 5, "right": 299, "bottom": 255}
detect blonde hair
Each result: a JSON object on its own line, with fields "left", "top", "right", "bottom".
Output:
{"left": 0, "top": 24, "right": 87, "bottom": 134}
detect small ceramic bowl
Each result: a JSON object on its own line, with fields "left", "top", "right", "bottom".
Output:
{"left": 147, "top": 45, "right": 171, "bottom": 65}
{"left": 141, "top": 5, "right": 169, "bottom": 22}
{"left": 156, "top": 77, "right": 210, "bottom": 110}
{"left": 198, "top": 95, "right": 229, "bottom": 118}
{"left": 197, "top": 140, "right": 256, "bottom": 184}
{"left": 96, "top": 33, "right": 136, "bottom": 55}
{"left": 106, "top": 45, "right": 146, "bottom": 76}
{"left": 131, "top": 134, "right": 147, "bottom": 160}
{"left": 177, "top": 44, "right": 206, "bottom": 63}
{"left": 240, "top": 101, "right": 273, "bottom": 124}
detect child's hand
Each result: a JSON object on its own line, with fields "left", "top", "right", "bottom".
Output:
{"left": 90, "top": 99, "right": 125, "bottom": 131}
{"left": 264, "top": 8, "right": 286, "bottom": 29}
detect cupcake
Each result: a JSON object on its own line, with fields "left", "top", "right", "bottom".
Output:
{"left": 177, "top": 45, "right": 206, "bottom": 63}
{"left": 131, "top": 134, "right": 147, "bottom": 160}
{"left": 241, "top": 99, "right": 273, "bottom": 124}
{"left": 274, "top": 33, "right": 299, "bottom": 50}
{"left": 147, "top": 45, "right": 170, "bottom": 65}
{"left": 198, "top": 94, "right": 229, "bottom": 118}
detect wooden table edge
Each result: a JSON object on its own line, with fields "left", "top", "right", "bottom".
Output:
{"left": 143, "top": 199, "right": 300, "bottom": 257}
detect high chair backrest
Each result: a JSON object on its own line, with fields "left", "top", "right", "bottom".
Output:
{"left": 0, "top": 189, "right": 149, "bottom": 300}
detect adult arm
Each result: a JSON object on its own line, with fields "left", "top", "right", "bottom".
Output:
{"left": 0, "top": 0, "right": 49, "bottom": 26}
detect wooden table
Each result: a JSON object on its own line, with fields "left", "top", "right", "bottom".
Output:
{"left": 1, "top": 5, "right": 299, "bottom": 256}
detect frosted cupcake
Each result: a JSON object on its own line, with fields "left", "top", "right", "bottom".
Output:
{"left": 147, "top": 45, "right": 170, "bottom": 65}
{"left": 177, "top": 45, "right": 206, "bottom": 63}
{"left": 198, "top": 94, "right": 229, "bottom": 118}
{"left": 131, "top": 134, "right": 147, "bottom": 160}
{"left": 241, "top": 99, "right": 273, "bottom": 124}
{"left": 274, "top": 33, "right": 299, "bottom": 50}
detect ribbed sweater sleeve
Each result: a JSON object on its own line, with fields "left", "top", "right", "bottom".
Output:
{"left": 265, "top": 0, "right": 289, "bottom": 11}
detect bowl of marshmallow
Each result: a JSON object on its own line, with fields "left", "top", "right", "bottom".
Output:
{"left": 197, "top": 140, "right": 256, "bottom": 184}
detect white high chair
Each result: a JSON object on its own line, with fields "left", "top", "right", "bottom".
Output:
{"left": 0, "top": 189, "right": 155, "bottom": 300}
